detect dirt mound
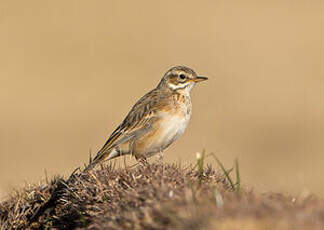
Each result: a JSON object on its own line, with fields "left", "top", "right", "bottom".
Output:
{"left": 1, "top": 162, "right": 324, "bottom": 229}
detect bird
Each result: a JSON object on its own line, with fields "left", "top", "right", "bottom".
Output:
{"left": 85, "top": 66, "right": 207, "bottom": 171}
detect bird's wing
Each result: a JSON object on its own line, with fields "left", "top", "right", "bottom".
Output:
{"left": 88, "top": 89, "right": 169, "bottom": 167}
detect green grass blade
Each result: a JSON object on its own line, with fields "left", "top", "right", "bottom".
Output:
{"left": 210, "top": 153, "right": 235, "bottom": 190}
{"left": 196, "top": 150, "right": 206, "bottom": 185}
{"left": 235, "top": 158, "right": 240, "bottom": 191}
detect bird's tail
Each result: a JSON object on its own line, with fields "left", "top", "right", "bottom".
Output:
{"left": 83, "top": 149, "right": 122, "bottom": 172}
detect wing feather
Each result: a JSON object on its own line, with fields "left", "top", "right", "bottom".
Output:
{"left": 88, "top": 88, "right": 168, "bottom": 168}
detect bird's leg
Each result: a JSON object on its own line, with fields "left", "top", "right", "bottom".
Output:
{"left": 157, "top": 148, "right": 164, "bottom": 164}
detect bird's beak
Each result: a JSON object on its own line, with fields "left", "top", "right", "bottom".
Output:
{"left": 192, "top": 76, "right": 208, "bottom": 82}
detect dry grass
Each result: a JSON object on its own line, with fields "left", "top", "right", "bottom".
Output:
{"left": 1, "top": 161, "right": 324, "bottom": 229}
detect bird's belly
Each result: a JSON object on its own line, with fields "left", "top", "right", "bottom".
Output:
{"left": 134, "top": 113, "right": 191, "bottom": 157}
{"left": 157, "top": 115, "right": 189, "bottom": 147}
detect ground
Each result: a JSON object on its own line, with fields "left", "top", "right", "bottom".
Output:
{"left": 1, "top": 161, "right": 324, "bottom": 229}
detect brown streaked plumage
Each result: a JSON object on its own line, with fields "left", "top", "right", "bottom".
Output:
{"left": 85, "top": 66, "right": 207, "bottom": 171}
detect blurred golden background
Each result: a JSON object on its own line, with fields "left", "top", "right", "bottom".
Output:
{"left": 1, "top": 0, "right": 324, "bottom": 198}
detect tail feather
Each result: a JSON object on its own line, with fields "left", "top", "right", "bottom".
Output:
{"left": 84, "top": 149, "right": 124, "bottom": 172}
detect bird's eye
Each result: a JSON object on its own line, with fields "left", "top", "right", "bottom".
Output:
{"left": 179, "top": 74, "right": 186, "bottom": 80}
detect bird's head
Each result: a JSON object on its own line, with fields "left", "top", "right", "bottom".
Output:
{"left": 158, "top": 66, "right": 208, "bottom": 93}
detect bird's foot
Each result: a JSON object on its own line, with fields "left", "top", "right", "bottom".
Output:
{"left": 138, "top": 157, "right": 149, "bottom": 167}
